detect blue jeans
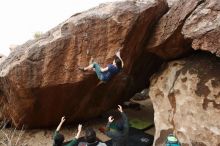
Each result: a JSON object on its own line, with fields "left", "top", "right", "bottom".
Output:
{"left": 92, "top": 63, "right": 103, "bottom": 80}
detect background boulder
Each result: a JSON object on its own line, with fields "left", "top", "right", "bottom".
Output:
{"left": 149, "top": 52, "right": 220, "bottom": 146}
{"left": 182, "top": 0, "right": 220, "bottom": 57}
{"left": 146, "top": 0, "right": 204, "bottom": 59}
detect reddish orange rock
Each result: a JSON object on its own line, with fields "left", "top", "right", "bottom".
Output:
{"left": 0, "top": 0, "right": 167, "bottom": 128}
{"left": 146, "top": 0, "right": 204, "bottom": 59}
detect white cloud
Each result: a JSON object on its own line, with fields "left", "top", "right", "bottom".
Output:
{"left": 0, "top": 0, "right": 118, "bottom": 56}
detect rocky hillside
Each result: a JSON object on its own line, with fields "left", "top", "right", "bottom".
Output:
{"left": 0, "top": 0, "right": 220, "bottom": 145}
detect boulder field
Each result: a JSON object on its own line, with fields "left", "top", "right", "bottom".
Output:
{"left": 0, "top": 0, "right": 220, "bottom": 145}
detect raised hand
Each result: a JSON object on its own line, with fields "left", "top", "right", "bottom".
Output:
{"left": 56, "top": 116, "right": 66, "bottom": 131}
{"left": 78, "top": 124, "right": 82, "bottom": 132}
{"left": 61, "top": 116, "right": 66, "bottom": 123}
{"left": 75, "top": 124, "right": 82, "bottom": 139}
{"left": 108, "top": 116, "right": 114, "bottom": 123}
{"left": 116, "top": 50, "right": 121, "bottom": 58}
{"left": 118, "top": 105, "right": 123, "bottom": 113}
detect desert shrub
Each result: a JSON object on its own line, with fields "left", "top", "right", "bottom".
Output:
{"left": 33, "top": 31, "right": 43, "bottom": 39}
{"left": 0, "top": 120, "right": 26, "bottom": 146}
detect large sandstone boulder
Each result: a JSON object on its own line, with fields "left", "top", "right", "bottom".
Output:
{"left": 146, "top": 0, "right": 204, "bottom": 59}
{"left": 146, "top": 0, "right": 220, "bottom": 60}
{"left": 149, "top": 52, "right": 220, "bottom": 146}
{"left": 182, "top": 0, "right": 220, "bottom": 57}
{"left": 0, "top": 0, "right": 167, "bottom": 128}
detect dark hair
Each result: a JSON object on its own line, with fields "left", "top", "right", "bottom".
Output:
{"left": 85, "top": 128, "right": 96, "bottom": 143}
{"left": 114, "top": 56, "right": 122, "bottom": 70}
{"left": 54, "top": 133, "right": 64, "bottom": 146}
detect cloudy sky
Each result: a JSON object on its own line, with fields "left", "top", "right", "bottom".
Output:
{"left": 0, "top": 0, "right": 118, "bottom": 56}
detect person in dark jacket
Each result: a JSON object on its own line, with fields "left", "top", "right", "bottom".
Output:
{"left": 53, "top": 116, "right": 82, "bottom": 146}
{"left": 78, "top": 128, "right": 107, "bottom": 146}
{"left": 105, "top": 105, "right": 129, "bottom": 146}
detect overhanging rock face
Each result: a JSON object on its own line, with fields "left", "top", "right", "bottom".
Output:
{"left": 182, "top": 0, "right": 220, "bottom": 57}
{"left": 0, "top": 0, "right": 167, "bottom": 128}
{"left": 146, "top": 0, "right": 220, "bottom": 60}
{"left": 146, "top": 0, "right": 203, "bottom": 59}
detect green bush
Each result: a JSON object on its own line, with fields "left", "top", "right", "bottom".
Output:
{"left": 34, "top": 32, "right": 43, "bottom": 39}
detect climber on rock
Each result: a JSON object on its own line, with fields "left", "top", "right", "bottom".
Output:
{"left": 53, "top": 116, "right": 82, "bottom": 146}
{"left": 78, "top": 49, "right": 124, "bottom": 82}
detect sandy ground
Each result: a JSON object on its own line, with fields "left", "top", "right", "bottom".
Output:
{"left": 0, "top": 118, "right": 109, "bottom": 146}
{"left": 0, "top": 98, "right": 155, "bottom": 146}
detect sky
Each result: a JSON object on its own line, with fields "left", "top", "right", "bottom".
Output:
{"left": 0, "top": 0, "right": 118, "bottom": 56}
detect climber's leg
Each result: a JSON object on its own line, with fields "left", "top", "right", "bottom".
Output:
{"left": 79, "top": 62, "right": 103, "bottom": 80}
{"left": 92, "top": 63, "right": 103, "bottom": 80}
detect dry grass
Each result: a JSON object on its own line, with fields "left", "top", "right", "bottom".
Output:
{"left": 0, "top": 120, "right": 26, "bottom": 146}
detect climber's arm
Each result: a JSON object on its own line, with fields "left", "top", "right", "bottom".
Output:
{"left": 56, "top": 116, "right": 65, "bottom": 132}
{"left": 119, "top": 56, "right": 124, "bottom": 68}
{"left": 116, "top": 50, "right": 124, "bottom": 68}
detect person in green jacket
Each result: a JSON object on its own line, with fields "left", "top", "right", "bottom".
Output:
{"left": 53, "top": 116, "right": 82, "bottom": 146}
{"left": 105, "top": 105, "right": 129, "bottom": 146}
